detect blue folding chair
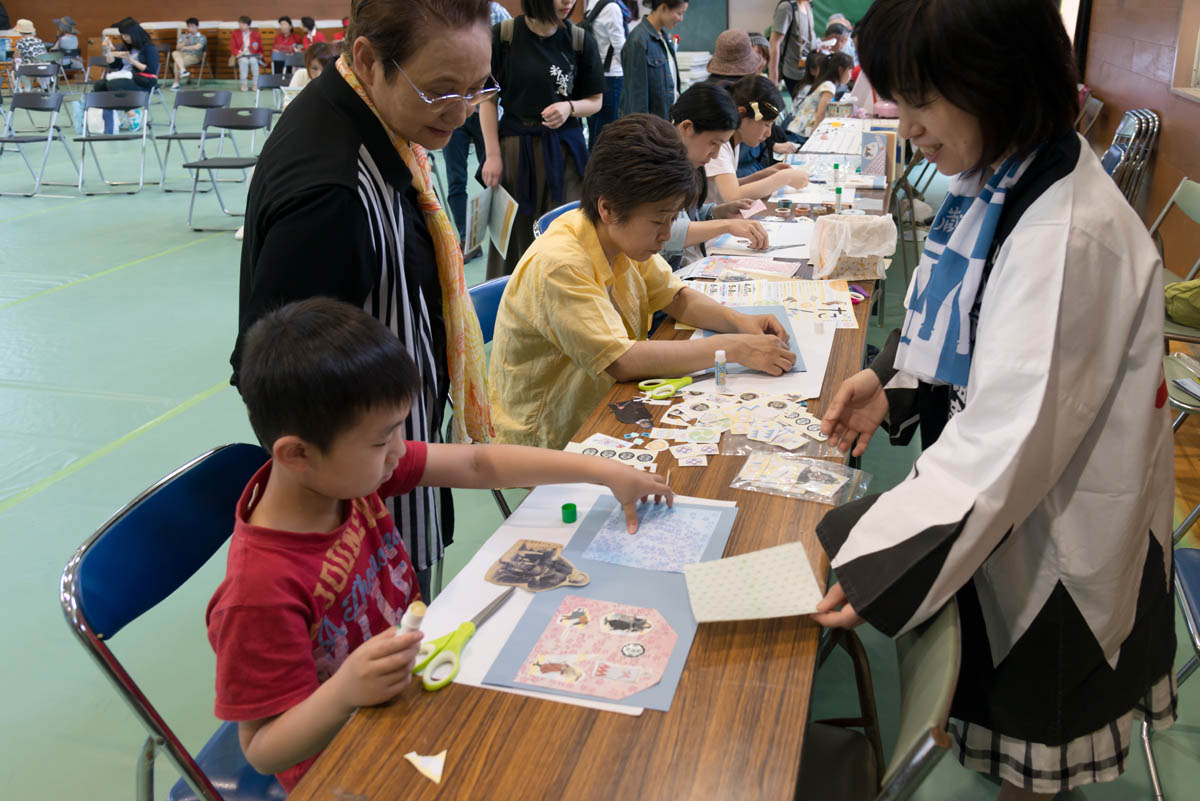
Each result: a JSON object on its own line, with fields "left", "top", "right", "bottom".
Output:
{"left": 468, "top": 275, "right": 514, "bottom": 521}
{"left": 532, "top": 199, "right": 580, "bottom": 238}
{"left": 60, "top": 443, "right": 284, "bottom": 801}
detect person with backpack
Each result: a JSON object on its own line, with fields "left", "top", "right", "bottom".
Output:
{"left": 618, "top": 0, "right": 686, "bottom": 120}
{"left": 479, "top": 0, "right": 605, "bottom": 278}
{"left": 582, "top": 0, "right": 627, "bottom": 147}
{"left": 768, "top": 0, "right": 816, "bottom": 100}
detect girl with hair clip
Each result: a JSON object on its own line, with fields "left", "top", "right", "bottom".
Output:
{"left": 788, "top": 50, "right": 853, "bottom": 140}
{"left": 479, "top": 0, "right": 606, "bottom": 279}
{"left": 662, "top": 83, "right": 771, "bottom": 268}
{"left": 703, "top": 76, "right": 809, "bottom": 203}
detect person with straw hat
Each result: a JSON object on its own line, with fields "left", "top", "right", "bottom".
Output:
{"left": 13, "top": 19, "right": 50, "bottom": 91}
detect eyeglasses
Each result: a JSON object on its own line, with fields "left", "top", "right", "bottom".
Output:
{"left": 391, "top": 61, "right": 501, "bottom": 111}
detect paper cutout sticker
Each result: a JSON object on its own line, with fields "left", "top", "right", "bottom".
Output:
{"left": 514, "top": 596, "right": 677, "bottom": 701}
{"left": 609, "top": 398, "right": 652, "bottom": 426}
{"left": 485, "top": 539, "right": 590, "bottom": 593}
{"left": 404, "top": 750, "right": 447, "bottom": 784}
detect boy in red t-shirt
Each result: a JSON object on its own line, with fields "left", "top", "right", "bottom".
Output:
{"left": 208, "top": 297, "right": 672, "bottom": 791}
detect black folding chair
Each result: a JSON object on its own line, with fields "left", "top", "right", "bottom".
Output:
{"left": 182, "top": 107, "right": 272, "bottom": 230}
{"left": 75, "top": 90, "right": 163, "bottom": 195}
{"left": 15, "top": 63, "right": 59, "bottom": 93}
{"left": 282, "top": 52, "right": 305, "bottom": 79}
{"left": 0, "top": 92, "right": 79, "bottom": 197}
{"left": 36, "top": 51, "right": 75, "bottom": 91}
{"left": 84, "top": 56, "right": 110, "bottom": 90}
{"left": 156, "top": 89, "right": 233, "bottom": 191}
{"left": 254, "top": 73, "right": 287, "bottom": 111}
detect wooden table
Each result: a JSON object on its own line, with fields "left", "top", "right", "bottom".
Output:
{"left": 290, "top": 290, "right": 876, "bottom": 801}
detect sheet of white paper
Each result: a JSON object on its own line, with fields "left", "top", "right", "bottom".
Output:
{"left": 488, "top": 183, "right": 519, "bottom": 258}
{"left": 709, "top": 219, "right": 814, "bottom": 259}
{"left": 465, "top": 187, "right": 493, "bottom": 254}
{"left": 421, "top": 485, "right": 735, "bottom": 714}
{"left": 687, "top": 313, "right": 835, "bottom": 399}
{"left": 684, "top": 541, "right": 823, "bottom": 622}
{"left": 856, "top": 196, "right": 885, "bottom": 212}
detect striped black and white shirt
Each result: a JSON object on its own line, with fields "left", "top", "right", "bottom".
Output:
{"left": 232, "top": 66, "right": 453, "bottom": 574}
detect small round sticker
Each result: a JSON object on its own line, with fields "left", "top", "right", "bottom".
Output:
{"left": 621, "top": 643, "right": 646, "bottom": 658}
{"left": 582, "top": 447, "right": 599, "bottom": 456}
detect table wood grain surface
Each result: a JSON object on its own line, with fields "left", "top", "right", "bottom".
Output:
{"left": 289, "top": 286, "right": 876, "bottom": 801}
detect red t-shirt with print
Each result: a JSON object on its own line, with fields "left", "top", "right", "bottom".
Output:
{"left": 206, "top": 442, "right": 426, "bottom": 792}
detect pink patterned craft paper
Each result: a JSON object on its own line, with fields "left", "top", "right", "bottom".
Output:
{"left": 513, "top": 595, "right": 677, "bottom": 701}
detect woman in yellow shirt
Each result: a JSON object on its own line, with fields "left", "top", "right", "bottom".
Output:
{"left": 489, "top": 113, "right": 796, "bottom": 449}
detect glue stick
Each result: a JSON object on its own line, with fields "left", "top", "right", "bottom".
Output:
{"left": 714, "top": 349, "right": 727, "bottom": 391}
{"left": 832, "top": 162, "right": 840, "bottom": 188}
{"left": 835, "top": 186, "right": 843, "bottom": 213}
{"left": 397, "top": 601, "right": 426, "bottom": 636}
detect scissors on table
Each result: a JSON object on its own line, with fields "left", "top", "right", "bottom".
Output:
{"left": 412, "top": 587, "right": 515, "bottom": 691}
{"left": 638, "top": 376, "right": 694, "bottom": 399}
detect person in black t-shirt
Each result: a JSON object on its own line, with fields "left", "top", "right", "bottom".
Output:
{"left": 479, "top": 0, "right": 605, "bottom": 279}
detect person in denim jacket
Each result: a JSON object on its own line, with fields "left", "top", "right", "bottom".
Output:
{"left": 618, "top": 0, "right": 686, "bottom": 119}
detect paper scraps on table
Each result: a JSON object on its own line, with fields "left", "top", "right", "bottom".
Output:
{"left": 574, "top": 432, "right": 630, "bottom": 450}
{"left": 511, "top": 596, "right": 677, "bottom": 701}
{"left": 645, "top": 439, "right": 670, "bottom": 452}
{"left": 669, "top": 443, "right": 718, "bottom": 458}
{"left": 485, "top": 539, "right": 590, "bottom": 593}
{"left": 684, "top": 542, "right": 823, "bottom": 622}
{"left": 404, "top": 750, "right": 447, "bottom": 784}
{"left": 685, "top": 279, "right": 858, "bottom": 331}
{"left": 609, "top": 398, "right": 652, "bottom": 426}
{"left": 739, "top": 199, "right": 768, "bottom": 218}
{"left": 676, "top": 455, "right": 708, "bottom": 467}
{"left": 581, "top": 502, "right": 727, "bottom": 573}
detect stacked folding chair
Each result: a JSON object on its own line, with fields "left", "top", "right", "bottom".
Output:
{"left": 0, "top": 92, "right": 79, "bottom": 197}
{"left": 1101, "top": 108, "right": 1160, "bottom": 207}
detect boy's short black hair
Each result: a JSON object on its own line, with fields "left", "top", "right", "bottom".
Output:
{"left": 582, "top": 114, "right": 698, "bottom": 223}
{"left": 239, "top": 298, "right": 421, "bottom": 453}
{"left": 824, "top": 22, "right": 849, "bottom": 39}
{"left": 238, "top": 15, "right": 252, "bottom": 26}
{"left": 858, "top": 0, "right": 1079, "bottom": 170}
{"left": 186, "top": 17, "right": 200, "bottom": 27}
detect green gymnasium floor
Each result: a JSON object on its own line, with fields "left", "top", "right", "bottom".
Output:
{"left": 0, "top": 85, "right": 1195, "bottom": 800}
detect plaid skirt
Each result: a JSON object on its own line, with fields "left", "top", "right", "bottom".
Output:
{"left": 949, "top": 671, "right": 1177, "bottom": 794}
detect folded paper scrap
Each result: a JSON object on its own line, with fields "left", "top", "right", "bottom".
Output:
{"left": 404, "top": 750, "right": 447, "bottom": 783}
{"left": 683, "top": 541, "right": 823, "bottom": 622}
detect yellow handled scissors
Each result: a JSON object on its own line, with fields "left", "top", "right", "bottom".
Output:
{"left": 412, "top": 587, "right": 514, "bottom": 691}
{"left": 638, "top": 376, "right": 693, "bottom": 399}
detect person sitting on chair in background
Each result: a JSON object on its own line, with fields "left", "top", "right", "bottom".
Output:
{"left": 232, "top": 15, "right": 263, "bottom": 93}
{"left": 13, "top": 19, "right": 49, "bottom": 91}
{"left": 301, "top": 17, "right": 327, "bottom": 49}
{"left": 212, "top": 297, "right": 671, "bottom": 793}
{"left": 617, "top": 0, "right": 686, "bottom": 120}
{"left": 96, "top": 19, "right": 160, "bottom": 129}
{"left": 334, "top": 16, "right": 350, "bottom": 42}
{"left": 445, "top": 0, "right": 512, "bottom": 257}
{"left": 488, "top": 114, "right": 796, "bottom": 450}
{"left": 49, "top": 16, "right": 83, "bottom": 71}
{"left": 283, "top": 41, "right": 336, "bottom": 108}
{"left": 169, "top": 17, "right": 207, "bottom": 90}
{"left": 271, "top": 16, "right": 302, "bottom": 75}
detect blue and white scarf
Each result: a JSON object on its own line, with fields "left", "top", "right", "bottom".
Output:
{"left": 895, "top": 150, "right": 1040, "bottom": 387}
